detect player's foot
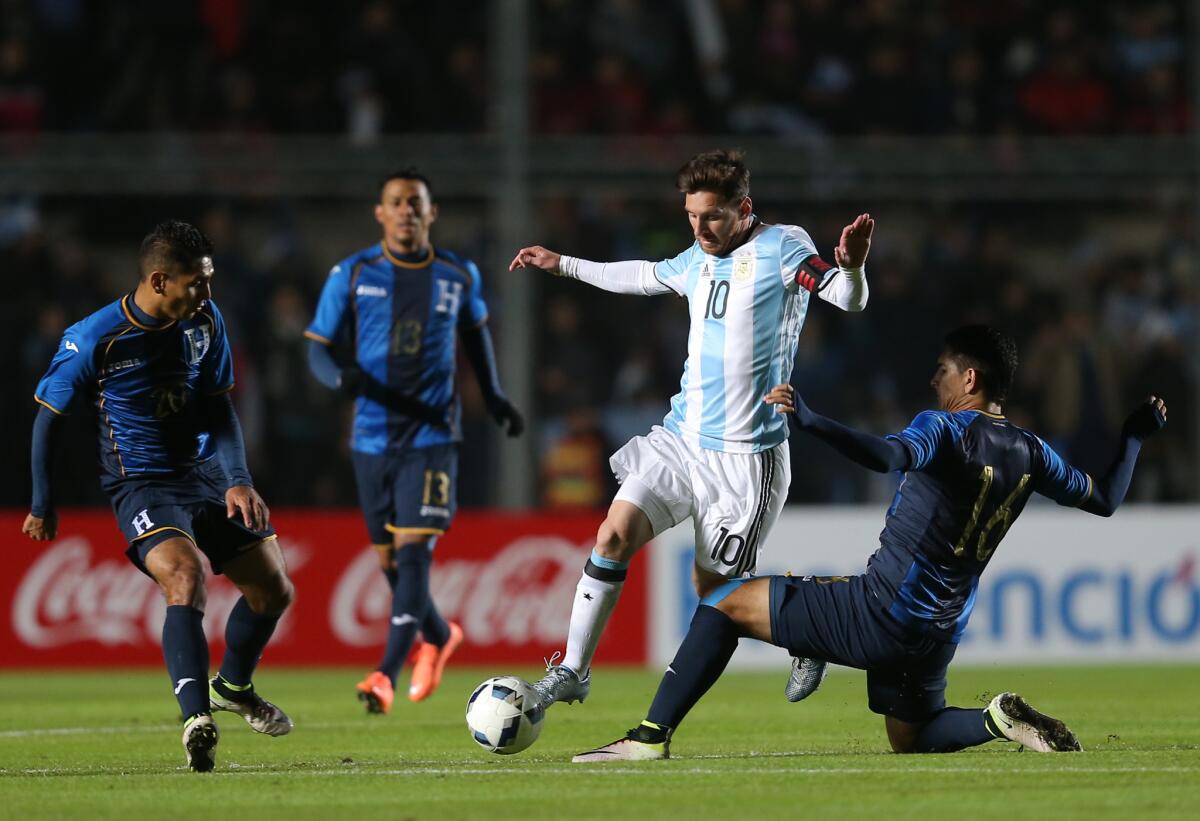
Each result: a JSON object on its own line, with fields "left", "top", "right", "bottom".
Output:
{"left": 356, "top": 670, "right": 395, "bottom": 715}
{"left": 209, "top": 676, "right": 293, "bottom": 736}
{"left": 987, "top": 692, "right": 1082, "bottom": 752}
{"left": 572, "top": 723, "right": 670, "bottom": 763}
{"left": 182, "top": 712, "right": 219, "bottom": 772}
{"left": 531, "top": 660, "right": 590, "bottom": 710}
{"left": 409, "top": 621, "right": 464, "bottom": 702}
{"left": 784, "top": 656, "right": 828, "bottom": 702}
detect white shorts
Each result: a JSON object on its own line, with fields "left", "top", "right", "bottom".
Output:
{"left": 610, "top": 425, "right": 791, "bottom": 579}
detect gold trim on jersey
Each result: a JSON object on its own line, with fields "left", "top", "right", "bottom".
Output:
{"left": 384, "top": 524, "right": 445, "bottom": 536}
{"left": 381, "top": 243, "right": 434, "bottom": 269}
{"left": 120, "top": 294, "right": 177, "bottom": 332}
{"left": 134, "top": 525, "right": 196, "bottom": 546}
{"left": 34, "top": 395, "right": 66, "bottom": 415}
{"left": 304, "top": 330, "right": 332, "bottom": 345}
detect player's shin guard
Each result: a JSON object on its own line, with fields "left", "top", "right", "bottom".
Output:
{"left": 561, "top": 550, "right": 628, "bottom": 676}
{"left": 218, "top": 597, "right": 280, "bottom": 687}
{"left": 163, "top": 604, "right": 211, "bottom": 719}
{"left": 646, "top": 605, "right": 740, "bottom": 731}
{"left": 911, "top": 707, "right": 995, "bottom": 753}
{"left": 377, "top": 544, "right": 434, "bottom": 685}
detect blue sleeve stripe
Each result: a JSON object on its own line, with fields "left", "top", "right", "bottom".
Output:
{"left": 589, "top": 549, "right": 630, "bottom": 571}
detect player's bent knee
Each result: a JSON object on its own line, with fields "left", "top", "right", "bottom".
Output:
{"left": 594, "top": 520, "right": 641, "bottom": 562}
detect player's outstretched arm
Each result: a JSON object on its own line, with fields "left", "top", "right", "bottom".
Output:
{"left": 460, "top": 322, "right": 524, "bottom": 437}
{"left": 1078, "top": 396, "right": 1166, "bottom": 517}
{"left": 511, "top": 245, "right": 665, "bottom": 296}
{"left": 765, "top": 384, "right": 909, "bottom": 473}
{"left": 23, "top": 405, "right": 63, "bottom": 541}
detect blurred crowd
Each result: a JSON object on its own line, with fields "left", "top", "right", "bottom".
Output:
{"left": 0, "top": 0, "right": 1189, "bottom": 137}
{"left": 1, "top": 194, "right": 1194, "bottom": 511}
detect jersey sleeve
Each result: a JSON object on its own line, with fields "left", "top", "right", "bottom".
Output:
{"left": 460, "top": 258, "right": 490, "bottom": 327}
{"left": 779, "top": 225, "right": 834, "bottom": 293}
{"left": 1031, "top": 435, "right": 1093, "bottom": 507}
{"left": 650, "top": 244, "right": 697, "bottom": 296}
{"left": 305, "top": 262, "right": 352, "bottom": 345}
{"left": 199, "top": 302, "right": 235, "bottom": 395}
{"left": 886, "top": 411, "right": 951, "bottom": 471}
{"left": 34, "top": 323, "right": 98, "bottom": 415}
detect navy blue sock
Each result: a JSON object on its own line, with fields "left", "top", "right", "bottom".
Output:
{"left": 217, "top": 597, "right": 280, "bottom": 688}
{"left": 377, "top": 545, "right": 434, "bottom": 685}
{"left": 645, "top": 605, "right": 740, "bottom": 733}
{"left": 421, "top": 600, "right": 451, "bottom": 648}
{"left": 912, "top": 707, "right": 998, "bottom": 753}
{"left": 162, "top": 605, "right": 210, "bottom": 719}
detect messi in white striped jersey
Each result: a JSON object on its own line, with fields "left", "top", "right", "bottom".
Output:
{"left": 558, "top": 219, "right": 866, "bottom": 453}
{"left": 509, "top": 149, "right": 874, "bottom": 711}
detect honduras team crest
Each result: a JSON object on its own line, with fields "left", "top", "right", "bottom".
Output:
{"left": 183, "top": 326, "right": 211, "bottom": 365}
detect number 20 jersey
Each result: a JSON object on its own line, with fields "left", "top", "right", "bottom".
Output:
{"left": 305, "top": 243, "right": 489, "bottom": 454}
{"left": 867, "top": 409, "right": 1094, "bottom": 642}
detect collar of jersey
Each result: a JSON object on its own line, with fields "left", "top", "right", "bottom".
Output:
{"left": 381, "top": 243, "right": 434, "bottom": 269}
{"left": 121, "top": 294, "right": 178, "bottom": 332}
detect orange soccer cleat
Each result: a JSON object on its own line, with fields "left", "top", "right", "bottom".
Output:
{"left": 408, "top": 622, "right": 464, "bottom": 702}
{"left": 356, "top": 670, "right": 395, "bottom": 715}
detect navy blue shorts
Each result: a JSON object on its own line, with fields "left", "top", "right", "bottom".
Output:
{"left": 351, "top": 445, "right": 458, "bottom": 545}
{"left": 106, "top": 459, "right": 275, "bottom": 578}
{"left": 768, "top": 574, "right": 958, "bottom": 723}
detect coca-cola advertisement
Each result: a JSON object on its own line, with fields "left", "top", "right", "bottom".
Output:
{"left": 0, "top": 510, "right": 648, "bottom": 667}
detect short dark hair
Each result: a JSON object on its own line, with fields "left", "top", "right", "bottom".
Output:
{"left": 676, "top": 149, "right": 750, "bottom": 203}
{"left": 379, "top": 167, "right": 433, "bottom": 201}
{"left": 943, "top": 325, "right": 1019, "bottom": 403}
{"left": 139, "top": 219, "right": 213, "bottom": 279}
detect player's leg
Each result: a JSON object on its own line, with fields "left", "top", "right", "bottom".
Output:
{"left": 209, "top": 535, "right": 295, "bottom": 736}
{"left": 533, "top": 498, "right": 655, "bottom": 710}
{"left": 869, "top": 646, "right": 1006, "bottom": 753}
{"left": 572, "top": 577, "right": 767, "bottom": 762}
{"left": 141, "top": 535, "right": 219, "bottom": 772}
{"left": 376, "top": 532, "right": 437, "bottom": 688}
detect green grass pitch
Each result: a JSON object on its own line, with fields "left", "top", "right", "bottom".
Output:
{"left": 2, "top": 665, "right": 1198, "bottom": 819}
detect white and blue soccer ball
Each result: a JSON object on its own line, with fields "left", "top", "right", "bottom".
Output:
{"left": 465, "top": 675, "right": 545, "bottom": 755}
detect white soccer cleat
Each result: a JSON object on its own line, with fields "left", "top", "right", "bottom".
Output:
{"left": 531, "top": 662, "right": 590, "bottom": 711}
{"left": 785, "top": 656, "right": 828, "bottom": 702}
{"left": 572, "top": 736, "right": 669, "bottom": 763}
{"left": 209, "top": 677, "right": 293, "bottom": 736}
{"left": 182, "top": 713, "right": 219, "bottom": 772}
{"left": 987, "top": 692, "right": 1082, "bottom": 752}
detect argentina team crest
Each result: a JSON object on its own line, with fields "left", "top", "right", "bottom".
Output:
{"left": 733, "top": 255, "right": 755, "bottom": 281}
{"left": 183, "top": 326, "right": 211, "bottom": 365}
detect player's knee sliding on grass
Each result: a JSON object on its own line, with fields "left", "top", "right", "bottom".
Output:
{"left": 513, "top": 150, "right": 875, "bottom": 711}
{"left": 574, "top": 326, "right": 1161, "bottom": 761}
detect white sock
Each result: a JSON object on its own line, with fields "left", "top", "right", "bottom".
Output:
{"left": 561, "top": 553, "right": 627, "bottom": 676}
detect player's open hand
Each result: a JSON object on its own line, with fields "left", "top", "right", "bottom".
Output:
{"left": 834, "top": 213, "right": 874, "bottom": 269}
{"left": 509, "top": 246, "right": 562, "bottom": 273}
{"left": 226, "top": 485, "right": 270, "bottom": 531}
{"left": 1122, "top": 395, "right": 1167, "bottom": 442}
{"left": 22, "top": 512, "right": 57, "bottom": 541}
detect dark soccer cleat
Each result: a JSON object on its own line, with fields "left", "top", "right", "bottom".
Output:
{"left": 182, "top": 713, "right": 219, "bottom": 772}
{"left": 987, "top": 692, "right": 1082, "bottom": 752}
{"left": 784, "top": 656, "right": 828, "bottom": 702}
{"left": 209, "top": 677, "right": 293, "bottom": 736}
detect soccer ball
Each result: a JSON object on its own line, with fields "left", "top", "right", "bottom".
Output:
{"left": 465, "top": 676, "right": 545, "bottom": 755}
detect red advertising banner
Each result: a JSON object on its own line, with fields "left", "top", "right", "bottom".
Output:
{"left": 0, "top": 510, "right": 647, "bottom": 667}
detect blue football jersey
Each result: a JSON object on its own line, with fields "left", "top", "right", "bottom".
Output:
{"left": 864, "top": 410, "right": 1093, "bottom": 641}
{"left": 305, "top": 243, "right": 489, "bottom": 454}
{"left": 34, "top": 294, "right": 235, "bottom": 484}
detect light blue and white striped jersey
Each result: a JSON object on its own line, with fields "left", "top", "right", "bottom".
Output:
{"left": 649, "top": 222, "right": 838, "bottom": 454}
